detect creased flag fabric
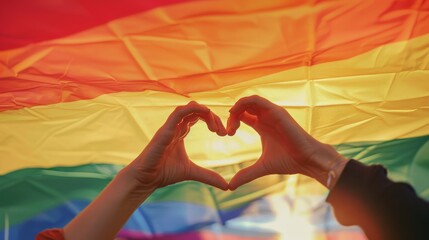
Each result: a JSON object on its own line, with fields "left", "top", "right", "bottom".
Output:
{"left": 1, "top": 0, "right": 428, "bottom": 239}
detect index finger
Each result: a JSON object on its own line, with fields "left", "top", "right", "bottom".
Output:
{"left": 227, "top": 95, "right": 272, "bottom": 135}
{"left": 165, "top": 102, "right": 210, "bottom": 132}
{"left": 154, "top": 102, "right": 210, "bottom": 146}
{"left": 229, "top": 95, "right": 272, "bottom": 115}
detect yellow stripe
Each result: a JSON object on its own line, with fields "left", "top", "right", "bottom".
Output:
{"left": 1, "top": 36, "right": 428, "bottom": 174}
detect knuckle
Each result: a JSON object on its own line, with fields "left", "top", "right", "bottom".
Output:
{"left": 247, "top": 95, "right": 260, "bottom": 102}
{"left": 188, "top": 101, "right": 198, "bottom": 106}
{"left": 174, "top": 105, "right": 185, "bottom": 113}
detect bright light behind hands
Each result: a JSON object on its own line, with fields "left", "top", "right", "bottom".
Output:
{"left": 184, "top": 120, "right": 262, "bottom": 168}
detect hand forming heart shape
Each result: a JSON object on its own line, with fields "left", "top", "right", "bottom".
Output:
{"left": 127, "top": 95, "right": 346, "bottom": 193}
{"left": 61, "top": 96, "right": 349, "bottom": 240}
{"left": 225, "top": 96, "right": 346, "bottom": 190}
{"left": 127, "top": 101, "right": 229, "bottom": 191}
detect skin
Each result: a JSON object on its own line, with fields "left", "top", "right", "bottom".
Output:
{"left": 64, "top": 101, "right": 228, "bottom": 240}
{"left": 226, "top": 95, "right": 349, "bottom": 190}
{"left": 61, "top": 96, "right": 348, "bottom": 240}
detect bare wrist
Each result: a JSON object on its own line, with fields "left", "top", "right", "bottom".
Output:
{"left": 325, "top": 155, "right": 349, "bottom": 189}
{"left": 118, "top": 165, "right": 157, "bottom": 197}
{"left": 301, "top": 144, "right": 349, "bottom": 189}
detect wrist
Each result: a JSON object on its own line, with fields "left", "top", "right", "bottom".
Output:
{"left": 118, "top": 165, "right": 157, "bottom": 198}
{"left": 325, "top": 155, "right": 348, "bottom": 189}
{"left": 300, "top": 144, "right": 349, "bottom": 189}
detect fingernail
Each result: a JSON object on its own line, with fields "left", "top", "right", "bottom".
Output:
{"left": 227, "top": 127, "right": 234, "bottom": 136}
{"left": 219, "top": 128, "right": 227, "bottom": 136}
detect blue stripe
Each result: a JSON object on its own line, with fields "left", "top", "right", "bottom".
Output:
{"left": 0, "top": 195, "right": 355, "bottom": 240}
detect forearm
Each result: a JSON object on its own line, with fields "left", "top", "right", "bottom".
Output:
{"left": 64, "top": 166, "right": 154, "bottom": 240}
{"left": 40, "top": 102, "right": 228, "bottom": 240}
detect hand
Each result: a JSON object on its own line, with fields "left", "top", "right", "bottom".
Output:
{"left": 63, "top": 102, "right": 229, "bottom": 240}
{"left": 227, "top": 95, "right": 348, "bottom": 190}
{"left": 126, "top": 101, "right": 229, "bottom": 192}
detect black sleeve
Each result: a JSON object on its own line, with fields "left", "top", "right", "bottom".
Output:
{"left": 326, "top": 160, "right": 429, "bottom": 240}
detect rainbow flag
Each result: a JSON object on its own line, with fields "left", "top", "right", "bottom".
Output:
{"left": 1, "top": 0, "right": 428, "bottom": 239}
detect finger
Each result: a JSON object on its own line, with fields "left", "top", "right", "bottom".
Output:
{"left": 213, "top": 113, "right": 227, "bottom": 136}
{"left": 187, "top": 115, "right": 200, "bottom": 127}
{"left": 204, "top": 111, "right": 220, "bottom": 133}
{"left": 226, "top": 114, "right": 240, "bottom": 136}
{"left": 227, "top": 96, "right": 270, "bottom": 135}
{"left": 176, "top": 114, "right": 200, "bottom": 139}
{"left": 155, "top": 103, "right": 210, "bottom": 146}
{"left": 229, "top": 95, "right": 271, "bottom": 116}
{"left": 185, "top": 110, "right": 219, "bottom": 133}
{"left": 166, "top": 102, "right": 210, "bottom": 131}
{"left": 176, "top": 111, "right": 223, "bottom": 139}
{"left": 180, "top": 113, "right": 200, "bottom": 127}
{"left": 188, "top": 163, "right": 229, "bottom": 190}
{"left": 228, "top": 162, "right": 268, "bottom": 190}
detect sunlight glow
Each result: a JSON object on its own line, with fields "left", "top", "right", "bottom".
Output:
{"left": 185, "top": 121, "right": 262, "bottom": 167}
{"left": 226, "top": 194, "right": 316, "bottom": 240}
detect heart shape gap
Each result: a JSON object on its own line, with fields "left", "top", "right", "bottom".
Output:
{"left": 184, "top": 121, "right": 262, "bottom": 173}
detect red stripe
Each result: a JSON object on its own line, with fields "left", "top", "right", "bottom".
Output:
{"left": 1, "top": 0, "right": 428, "bottom": 51}
{"left": 0, "top": 0, "right": 195, "bottom": 50}
{"left": 1, "top": 0, "right": 429, "bottom": 112}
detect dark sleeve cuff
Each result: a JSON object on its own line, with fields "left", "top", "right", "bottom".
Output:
{"left": 325, "top": 159, "right": 429, "bottom": 240}
{"left": 326, "top": 159, "right": 388, "bottom": 226}
{"left": 326, "top": 159, "right": 384, "bottom": 202}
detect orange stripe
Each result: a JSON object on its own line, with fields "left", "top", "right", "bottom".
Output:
{"left": 1, "top": 0, "right": 429, "bottom": 111}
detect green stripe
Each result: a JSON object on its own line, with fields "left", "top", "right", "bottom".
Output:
{"left": 1, "top": 135, "right": 428, "bottom": 229}
{"left": 0, "top": 162, "right": 287, "bottom": 229}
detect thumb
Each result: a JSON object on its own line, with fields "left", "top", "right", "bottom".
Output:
{"left": 188, "top": 163, "right": 229, "bottom": 191}
{"left": 229, "top": 161, "right": 268, "bottom": 190}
